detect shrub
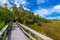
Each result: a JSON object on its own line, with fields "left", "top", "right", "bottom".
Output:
{"left": 37, "top": 21, "right": 42, "bottom": 26}
{"left": 0, "top": 21, "right": 5, "bottom": 30}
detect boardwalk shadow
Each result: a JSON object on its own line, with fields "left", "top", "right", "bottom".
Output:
{"left": 7, "top": 29, "right": 12, "bottom": 40}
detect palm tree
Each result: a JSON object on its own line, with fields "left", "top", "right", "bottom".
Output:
{"left": 4, "top": 3, "right": 8, "bottom": 8}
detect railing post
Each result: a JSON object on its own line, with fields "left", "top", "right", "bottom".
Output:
{"left": 9, "top": 21, "right": 13, "bottom": 30}
{"left": 2, "top": 30, "right": 7, "bottom": 40}
{"left": 7, "top": 21, "right": 13, "bottom": 40}
{"left": 29, "top": 31, "right": 32, "bottom": 40}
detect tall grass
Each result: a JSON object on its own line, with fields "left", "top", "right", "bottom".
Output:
{"left": 27, "top": 21, "right": 60, "bottom": 40}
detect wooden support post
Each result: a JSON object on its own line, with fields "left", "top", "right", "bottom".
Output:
{"left": 9, "top": 21, "right": 13, "bottom": 30}
{"left": 29, "top": 31, "right": 32, "bottom": 40}
{"left": 2, "top": 31, "right": 7, "bottom": 40}
{"left": 7, "top": 21, "right": 13, "bottom": 40}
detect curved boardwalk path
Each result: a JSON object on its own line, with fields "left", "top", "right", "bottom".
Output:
{"left": 6, "top": 23, "right": 29, "bottom": 40}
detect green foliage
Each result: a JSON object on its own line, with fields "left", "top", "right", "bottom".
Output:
{"left": 0, "top": 6, "right": 15, "bottom": 23}
{"left": 12, "top": 6, "right": 35, "bottom": 24}
{"left": 0, "top": 6, "right": 15, "bottom": 30}
{"left": 37, "top": 20, "right": 42, "bottom": 26}
{"left": 12, "top": 6, "right": 51, "bottom": 25}
{"left": 0, "top": 5, "right": 50, "bottom": 26}
{"left": 0, "top": 21, "right": 5, "bottom": 30}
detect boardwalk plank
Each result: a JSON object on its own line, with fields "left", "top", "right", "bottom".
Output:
{"left": 6, "top": 23, "right": 29, "bottom": 40}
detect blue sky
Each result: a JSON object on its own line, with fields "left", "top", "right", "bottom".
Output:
{"left": 0, "top": 0, "right": 60, "bottom": 19}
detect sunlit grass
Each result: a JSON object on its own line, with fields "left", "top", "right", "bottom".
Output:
{"left": 28, "top": 21, "right": 60, "bottom": 40}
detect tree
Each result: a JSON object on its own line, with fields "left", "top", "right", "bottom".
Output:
{"left": 4, "top": 3, "right": 8, "bottom": 8}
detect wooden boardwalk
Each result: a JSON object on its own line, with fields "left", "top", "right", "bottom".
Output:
{"left": 6, "top": 23, "right": 29, "bottom": 40}
{"left": 5, "top": 23, "right": 53, "bottom": 40}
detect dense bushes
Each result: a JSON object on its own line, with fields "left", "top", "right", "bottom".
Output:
{"left": 0, "top": 5, "right": 51, "bottom": 29}
{"left": 0, "top": 6, "right": 15, "bottom": 29}
{"left": 12, "top": 6, "right": 51, "bottom": 26}
{"left": 0, "top": 6, "right": 15, "bottom": 24}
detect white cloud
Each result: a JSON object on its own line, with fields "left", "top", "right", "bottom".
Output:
{"left": 34, "top": 8, "right": 52, "bottom": 17}
{"left": 0, "top": 0, "right": 7, "bottom": 6}
{"left": 14, "top": 0, "right": 28, "bottom": 7}
{"left": 0, "top": 0, "right": 28, "bottom": 9}
{"left": 46, "top": 16, "right": 60, "bottom": 19}
{"left": 34, "top": 5, "right": 60, "bottom": 19}
{"left": 0, "top": 0, "right": 6, "bottom": 4}
{"left": 0, "top": 0, "right": 30, "bottom": 11}
{"left": 53, "top": 5, "right": 60, "bottom": 13}
{"left": 37, "top": 0, "right": 48, "bottom": 4}
{"left": 23, "top": 7, "right": 30, "bottom": 11}
{"left": 46, "top": 17, "right": 57, "bottom": 19}
{"left": 0, "top": 0, "right": 12, "bottom": 7}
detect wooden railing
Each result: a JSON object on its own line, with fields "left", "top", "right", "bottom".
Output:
{"left": 0, "top": 24, "right": 9, "bottom": 40}
{"left": 17, "top": 22, "right": 53, "bottom": 40}
{"left": 0, "top": 21, "right": 13, "bottom": 40}
{"left": 0, "top": 21, "right": 53, "bottom": 40}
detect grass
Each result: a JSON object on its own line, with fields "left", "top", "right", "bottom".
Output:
{"left": 0, "top": 21, "right": 5, "bottom": 30}
{"left": 27, "top": 20, "right": 60, "bottom": 40}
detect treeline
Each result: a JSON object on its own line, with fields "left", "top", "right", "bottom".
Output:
{"left": 0, "top": 4, "right": 51, "bottom": 28}
{"left": 12, "top": 5, "right": 51, "bottom": 26}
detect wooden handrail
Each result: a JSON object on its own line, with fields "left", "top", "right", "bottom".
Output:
{"left": 0, "top": 24, "right": 8, "bottom": 36}
{"left": 17, "top": 22, "right": 53, "bottom": 40}
{"left": 19, "top": 26, "right": 35, "bottom": 40}
{"left": 0, "top": 21, "right": 13, "bottom": 40}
